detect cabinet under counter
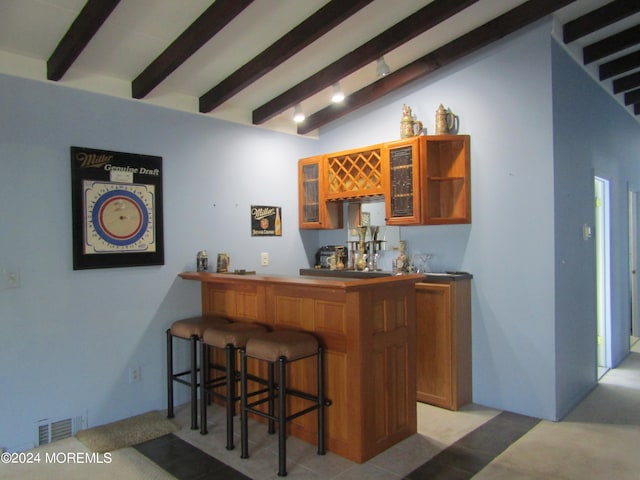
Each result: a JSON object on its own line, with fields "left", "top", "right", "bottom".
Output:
{"left": 416, "top": 275, "right": 472, "bottom": 410}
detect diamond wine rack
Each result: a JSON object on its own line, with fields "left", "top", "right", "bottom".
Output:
{"left": 326, "top": 147, "right": 384, "bottom": 200}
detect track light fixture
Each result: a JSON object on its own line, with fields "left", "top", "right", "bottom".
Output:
{"left": 331, "top": 82, "right": 345, "bottom": 103}
{"left": 376, "top": 56, "right": 390, "bottom": 78}
{"left": 293, "top": 103, "right": 305, "bottom": 123}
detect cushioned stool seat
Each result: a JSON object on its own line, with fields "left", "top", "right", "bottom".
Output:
{"left": 169, "top": 316, "right": 229, "bottom": 338}
{"left": 245, "top": 331, "right": 319, "bottom": 362}
{"left": 200, "top": 322, "right": 267, "bottom": 449}
{"left": 166, "top": 315, "right": 231, "bottom": 429}
{"left": 203, "top": 322, "right": 268, "bottom": 350}
{"left": 240, "top": 330, "right": 328, "bottom": 477}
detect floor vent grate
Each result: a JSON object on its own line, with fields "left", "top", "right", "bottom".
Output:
{"left": 37, "top": 415, "right": 85, "bottom": 446}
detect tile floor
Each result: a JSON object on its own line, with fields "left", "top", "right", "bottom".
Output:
{"left": 135, "top": 339, "right": 640, "bottom": 479}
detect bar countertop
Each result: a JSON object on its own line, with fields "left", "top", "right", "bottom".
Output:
{"left": 297, "top": 268, "right": 473, "bottom": 283}
{"left": 179, "top": 270, "right": 425, "bottom": 289}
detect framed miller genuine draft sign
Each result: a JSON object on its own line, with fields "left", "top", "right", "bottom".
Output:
{"left": 70, "top": 146, "right": 164, "bottom": 270}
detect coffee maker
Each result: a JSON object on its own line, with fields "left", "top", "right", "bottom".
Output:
{"left": 315, "top": 245, "right": 347, "bottom": 268}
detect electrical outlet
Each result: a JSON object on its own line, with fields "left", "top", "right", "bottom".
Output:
{"left": 128, "top": 367, "right": 140, "bottom": 383}
{"left": 260, "top": 252, "right": 269, "bottom": 266}
{"left": 2, "top": 270, "right": 20, "bottom": 289}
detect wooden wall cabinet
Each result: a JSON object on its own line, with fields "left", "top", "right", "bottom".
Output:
{"left": 415, "top": 277, "right": 472, "bottom": 410}
{"left": 422, "top": 135, "right": 471, "bottom": 225}
{"left": 383, "top": 135, "right": 471, "bottom": 226}
{"left": 325, "top": 145, "right": 384, "bottom": 200}
{"left": 298, "top": 135, "right": 470, "bottom": 228}
{"left": 298, "top": 155, "right": 342, "bottom": 229}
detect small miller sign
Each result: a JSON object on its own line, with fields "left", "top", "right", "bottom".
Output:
{"left": 251, "top": 205, "right": 282, "bottom": 236}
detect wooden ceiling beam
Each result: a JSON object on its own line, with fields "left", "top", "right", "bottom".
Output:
{"left": 47, "top": 0, "right": 120, "bottom": 81}
{"left": 599, "top": 50, "right": 640, "bottom": 80}
{"left": 252, "top": 0, "right": 480, "bottom": 125}
{"left": 298, "top": 0, "right": 575, "bottom": 135}
{"left": 563, "top": 0, "right": 640, "bottom": 43}
{"left": 199, "top": 0, "right": 373, "bottom": 113}
{"left": 613, "top": 71, "right": 640, "bottom": 94}
{"left": 132, "top": 0, "right": 253, "bottom": 99}
{"left": 583, "top": 24, "right": 640, "bottom": 64}
{"left": 624, "top": 88, "right": 640, "bottom": 106}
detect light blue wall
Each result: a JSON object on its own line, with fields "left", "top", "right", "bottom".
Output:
{"left": 552, "top": 38, "right": 640, "bottom": 420}
{"left": 2, "top": 19, "right": 639, "bottom": 452}
{"left": 0, "top": 76, "right": 318, "bottom": 451}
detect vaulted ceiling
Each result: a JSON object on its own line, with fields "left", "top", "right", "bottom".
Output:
{"left": 0, "top": 0, "right": 638, "bottom": 136}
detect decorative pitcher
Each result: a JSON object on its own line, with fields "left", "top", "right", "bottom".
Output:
{"left": 400, "top": 104, "right": 423, "bottom": 138}
{"left": 435, "top": 104, "right": 459, "bottom": 135}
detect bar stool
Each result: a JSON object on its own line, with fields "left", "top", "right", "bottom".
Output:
{"left": 199, "top": 322, "right": 268, "bottom": 450}
{"left": 240, "top": 331, "right": 328, "bottom": 477}
{"left": 166, "top": 315, "right": 231, "bottom": 429}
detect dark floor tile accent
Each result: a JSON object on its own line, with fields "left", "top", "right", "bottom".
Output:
{"left": 430, "top": 444, "right": 496, "bottom": 474}
{"left": 406, "top": 411, "right": 540, "bottom": 480}
{"left": 134, "top": 433, "right": 250, "bottom": 480}
{"left": 456, "top": 411, "right": 540, "bottom": 457}
{"left": 136, "top": 411, "right": 539, "bottom": 480}
{"left": 408, "top": 461, "right": 472, "bottom": 480}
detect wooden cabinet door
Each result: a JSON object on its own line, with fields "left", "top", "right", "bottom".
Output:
{"left": 383, "top": 137, "right": 424, "bottom": 225}
{"left": 298, "top": 155, "right": 342, "bottom": 229}
{"left": 416, "top": 283, "right": 453, "bottom": 407}
{"left": 415, "top": 280, "right": 471, "bottom": 410}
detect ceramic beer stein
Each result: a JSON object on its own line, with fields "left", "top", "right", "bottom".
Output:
{"left": 435, "top": 104, "right": 459, "bottom": 135}
{"left": 400, "top": 104, "right": 423, "bottom": 138}
{"left": 216, "top": 253, "right": 230, "bottom": 273}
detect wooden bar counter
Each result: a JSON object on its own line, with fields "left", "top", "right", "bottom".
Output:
{"left": 179, "top": 271, "right": 422, "bottom": 463}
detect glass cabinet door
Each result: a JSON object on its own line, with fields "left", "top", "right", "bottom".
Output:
{"left": 384, "top": 138, "right": 423, "bottom": 225}
{"left": 298, "top": 155, "right": 343, "bottom": 229}
{"left": 301, "top": 162, "right": 319, "bottom": 224}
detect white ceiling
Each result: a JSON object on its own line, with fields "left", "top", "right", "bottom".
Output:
{"left": 0, "top": 0, "right": 635, "bottom": 136}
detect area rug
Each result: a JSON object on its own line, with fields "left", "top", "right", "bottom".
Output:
{"left": 0, "top": 437, "right": 177, "bottom": 480}
{"left": 76, "top": 411, "right": 179, "bottom": 453}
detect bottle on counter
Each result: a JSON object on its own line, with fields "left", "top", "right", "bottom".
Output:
{"left": 394, "top": 240, "right": 409, "bottom": 274}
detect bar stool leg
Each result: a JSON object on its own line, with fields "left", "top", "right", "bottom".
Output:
{"left": 240, "top": 349, "right": 249, "bottom": 459}
{"left": 189, "top": 334, "right": 199, "bottom": 429}
{"left": 200, "top": 342, "right": 209, "bottom": 435}
{"left": 278, "top": 357, "right": 287, "bottom": 477}
{"left": 317, "top": 346, "right": 325, "bottom": 455}
{"left": 225, "top": 344, "right": 236, "bottom": 450}
{"left": 166, "top": 329, "right": 174, "bottom": 419}
{"left": 268, "top": 362, "right": 275, "bottom": 434}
